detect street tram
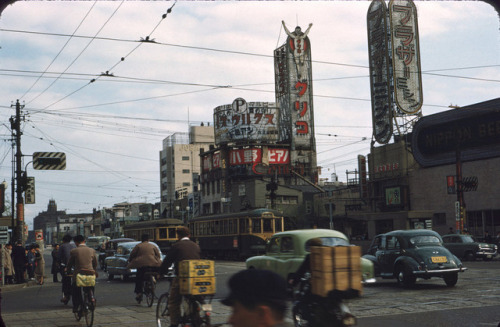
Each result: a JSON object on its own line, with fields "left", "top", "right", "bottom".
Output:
{"left": 123, "top": 218, "right": 184, "bottom": 253}
{"left": 188, "top": 208, "right": 285, "bottom": 260}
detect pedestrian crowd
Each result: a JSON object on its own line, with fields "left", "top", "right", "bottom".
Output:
{"left": 1, "top": 240, "right": 46, "bottom": 285}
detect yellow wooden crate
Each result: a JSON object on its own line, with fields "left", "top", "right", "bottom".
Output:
{"left": 178, "top": 260, "right": 215, "bottom": 277}
{"left": 179, "top": 276, "right": 216, "bottom": 295}
{"left": 310, "top": 246, "right": 361, "bottom": 272}
{"left": 311, "top": 269, "right": 362, "bottom": 297}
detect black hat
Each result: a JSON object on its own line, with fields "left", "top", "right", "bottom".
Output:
{"left": 221, "top": 269, "right": 288, "bottom": 308}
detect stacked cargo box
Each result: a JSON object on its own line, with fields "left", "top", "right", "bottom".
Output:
{"left": 178, "top": 260, "right": 216, "bottom": 295}
{"left": 310, "top": 246, "right": 362, "bottom": 297}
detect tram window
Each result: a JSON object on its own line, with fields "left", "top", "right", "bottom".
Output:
{"left": 275, "top": 219, "right": 283, "bottom": 232}
{"left": 168, "top": 228, "right": 176, "bottom": 239}
{"left": 159, "top": 228, "right": 167, "bottom": 239}
{"left": 263, "top": 219, "right": 272, "bottom": 232}
{"left": 240, "top": 219, "right": 248, "bottom": 234}
{"left": 252, "top": 219, "right": 261, "bottom": 233}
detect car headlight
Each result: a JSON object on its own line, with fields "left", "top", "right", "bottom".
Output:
{"left": 130, "top": 269, "right": 137, "bottom": 273}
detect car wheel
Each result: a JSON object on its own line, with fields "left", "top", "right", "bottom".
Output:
{"left": 107, "top": 272, "right": 114, "bottom": 281}
{"left": 444, "top": 272, "right": 458, "bottom": 287}
{"left": 396, "top": 264, "right": 416, "bottom": 288}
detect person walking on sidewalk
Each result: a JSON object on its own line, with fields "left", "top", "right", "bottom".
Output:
{"left": 34, "top": 244, "right": 45, "bottom": 285}
{"left": 66, "top": 235, "right": 98, "bottom": 314}
{"left": 2, "top": 243, "right": 15, "bottom": 284}
{"left": 160, "top": 226, "right": 200, "bottom": 327}
{"left": 128, "top": 233, "right": 162, "bottom": 303}
{"left": 59, "top": 234, "right": 75, "bottom": 304}
{"left": 51, "top": 244, "right": 60, "bottom": 282}
{"left": 11, "top": 240, "right": 27, "bottom": 284}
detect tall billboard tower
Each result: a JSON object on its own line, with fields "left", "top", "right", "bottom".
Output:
{"left": 274, "top": 21, "right": 318, "bottom": 182}
{"left": 367, "top": 0, "right": 423, "bottom": 145}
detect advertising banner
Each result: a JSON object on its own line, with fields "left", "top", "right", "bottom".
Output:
{"left": 367, "top": 0, "right": 393, "bottom": 144}
{"left": 389, "top": 0, "right": 423, "bottom": 114}
{"left": 214, "top": 98, "right": 279, "bottom": 145}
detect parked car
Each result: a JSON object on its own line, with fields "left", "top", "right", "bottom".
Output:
{"left": 442, "top": 234, "right": 497, "bottom": 261}
{"left": 363, "top": 229, "right": 466, "bottom": 287}
{"left": 99, "top": 238, "right": 135, "bottom": 271}
{"left": 105, "top": 241, "right": 164, "bottom": 281}
{"left": 245, "top": 229, "right": 375, "bottom": 283}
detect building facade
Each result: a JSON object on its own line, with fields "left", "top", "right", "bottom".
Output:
{"left": 159, "top": 124, "right": 215, "bottom": 218}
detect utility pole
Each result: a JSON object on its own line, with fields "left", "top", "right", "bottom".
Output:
{"left": 10, "top": 100, "right": 24, "bottom": 242}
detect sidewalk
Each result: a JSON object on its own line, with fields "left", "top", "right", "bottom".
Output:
{"left": 1, "top": 280, "right": 233, "bottom": 327}
{"left": 2, "top": 301, "right": 233, "bottom": 327}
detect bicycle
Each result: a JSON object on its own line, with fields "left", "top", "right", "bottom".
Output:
{"left": 73, "top": 284, "right": 96, "bottom": 327}
{"left": 142, "top": 269, "right": 158, "bottom": 307}
{"left": 70, "top": 269, "right": 96, "bottom": 327}
{"left": 156, "top": 274, "right": 213, "bottom": 327}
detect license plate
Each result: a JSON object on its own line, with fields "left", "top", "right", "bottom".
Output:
{"left": 486, "top": 255, "right": 492, "bottom": 258}
{"left": 201, "top": 304, "right": 212, "bottom": 312}
{"left": 431, "top": 256, "right": 447, "bottom": 263}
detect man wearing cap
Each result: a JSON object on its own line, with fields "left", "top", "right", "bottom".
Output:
{"left": 160, "top": 226, "right": 200, "bottom": 327}
{"left": 222, "top": 269, "right": 294, "bottom": 327}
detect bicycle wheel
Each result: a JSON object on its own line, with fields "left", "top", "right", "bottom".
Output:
{"left": 84, "top": 289, "right": 95, "bottom": 327}
{"left": 146, "top": 280, "right": 156, "bottom": 307}
{"left": 156, "top": 293, "right": 170, "bottom": 327}
{"left": 74, "top": 305, "right": 82, "bottom": 322}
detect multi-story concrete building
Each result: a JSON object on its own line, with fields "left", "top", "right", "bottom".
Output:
{"left": 314, "top": 98, "right": 500, "bottom": 241}
{"left": 159, "top": 124, "right": 215, "bottom": 218}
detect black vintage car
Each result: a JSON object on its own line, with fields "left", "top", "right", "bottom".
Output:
{"left": 363, "top": 229, "right": 466, "bottom": 287}
{"left": 98, "top": 238, "right": 135, "bottom": 271}
{"left": 442, "top": 234, "right": 497, "bottom": 261}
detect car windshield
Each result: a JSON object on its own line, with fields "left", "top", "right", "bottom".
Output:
{"left": 461, "top": 236, "right": 475, "bottom": 243}
{"left": 305, "top": 237, "right": 350, "bottom": 252}
{"left": 409, "top": 235, "right": 441, "bottom": 246}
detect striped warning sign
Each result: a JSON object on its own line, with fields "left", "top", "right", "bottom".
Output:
{"left": 33, "top": 152, "right": 66, "bottom": 170}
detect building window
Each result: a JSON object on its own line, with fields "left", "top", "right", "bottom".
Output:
{"left": 183, "top": 182, "right": 190, "bottom": 187}
{"left": 182, "top": 169, "right": 190, "bottom": 174}
{"left": 182, "top": 156, "right": 189, "bottom": 160}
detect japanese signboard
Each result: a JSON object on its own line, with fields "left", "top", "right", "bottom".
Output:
{"left": 230, "top": 148, "right": 262, "bottom": 166}
{"left": 275, "top": 22, "right": 315, "bottom": 150}
{"left": 24, "top": 177, "right": 35, "bottom": 204}
{"left": 389, "top": 0, "right": 423, "bottom": 114}
{"left": 367, "top": 0, "right": 393, "bottom": 144}
{"left": 213, "top": 98, "right": 279, "bottom": 145}
{"left": 229, "top": 148, "right": 290, "bottom": 166}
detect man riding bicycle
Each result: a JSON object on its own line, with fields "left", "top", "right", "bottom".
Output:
{"left": 128, "top": 233, "right": 162, "bottom": 303}
{"left": 66, "top": 235, "right": 98, "bottom": 313}
{"left": 160, "top": 226, "right": 201, "bottom": 327}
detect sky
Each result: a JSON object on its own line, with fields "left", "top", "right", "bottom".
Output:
{"left": 0, "top": 0, "right": 499, "bottom": 229}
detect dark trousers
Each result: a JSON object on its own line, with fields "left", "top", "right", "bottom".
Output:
{"left": 71, "top": 282, "right": 95, "bottom": 311}
{"left": 134, "top": 266, "right": 159, "bottom": 294}
{"left": 53, "top": 271, "right": 59, "bottom": 282}
{"left": 14, "top": 265, "right": 25, "bottom": 283}
{"left": 61, "top": 268, "right": 72, "bottom": 298}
